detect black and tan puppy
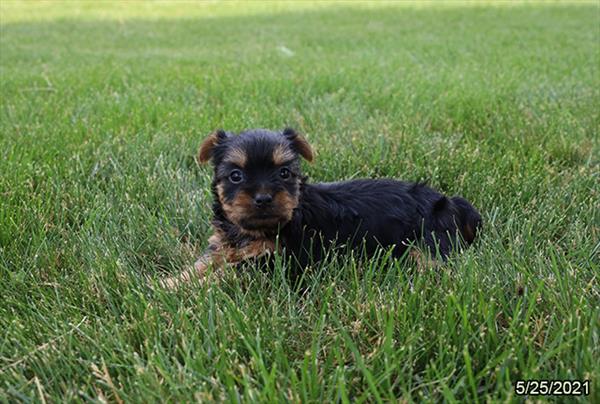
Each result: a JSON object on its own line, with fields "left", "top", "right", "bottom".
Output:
{"left": 163, "top": 128, "right": 481, "bottom": 288}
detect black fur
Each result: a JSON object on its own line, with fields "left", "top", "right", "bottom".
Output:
{"left": 280, "top": 179, "right": 482, "bottom": 268}
{"left": 203, "top": 128, "right": 482, "bottom": 270}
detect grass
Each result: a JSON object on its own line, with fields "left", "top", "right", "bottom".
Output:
{"left": 1, "top": 0, "right": 598, "bottom": 402}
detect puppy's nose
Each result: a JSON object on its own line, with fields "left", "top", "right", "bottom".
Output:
{"left": 254, "top": 193, "right": 273, "bottom": 207}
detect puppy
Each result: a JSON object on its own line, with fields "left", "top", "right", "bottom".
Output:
{"left": 162, "top": 128, "right": 481, "bottom": 288}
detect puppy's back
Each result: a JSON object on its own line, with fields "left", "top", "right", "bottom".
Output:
{"left": 294, "top": 179, "right": 481, "bottom": 259}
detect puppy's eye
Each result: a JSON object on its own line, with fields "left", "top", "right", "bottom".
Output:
{"left": 229, "top": 169, "right": 244, "bottom": 184}
{"left": 279, "top": 167, "right": 291, "bottom": 179}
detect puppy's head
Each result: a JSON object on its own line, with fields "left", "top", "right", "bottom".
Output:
{"left": 198, "top": 128, "right": 313, "bottom": 232}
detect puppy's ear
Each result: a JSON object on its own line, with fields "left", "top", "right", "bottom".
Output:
{"left": 282, "top": 127, "right": 313, "bottom": 162}
{"left": 198, "top": 130, "right": 229, "bottom": 163}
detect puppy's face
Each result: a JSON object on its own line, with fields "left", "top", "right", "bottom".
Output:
{"left": 198, "top": 128, "right": 313, "bottom": 232}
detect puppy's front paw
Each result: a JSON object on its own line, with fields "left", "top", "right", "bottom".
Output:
{"left": 159, "top": 254, "right": 213, "bottom": 290}
{"left": 160, "top": 277, "right": 177, "bottom": 290}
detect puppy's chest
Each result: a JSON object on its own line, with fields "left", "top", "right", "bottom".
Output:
{"left": 212, "top": 204, "right": 366, "bottom": 264}
{"left": 210, "top": 233, "right": 275, "bottom": 265}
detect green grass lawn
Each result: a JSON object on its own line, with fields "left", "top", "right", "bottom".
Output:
{"left": 1, "top": 1, "right": 598, "bottom": 402}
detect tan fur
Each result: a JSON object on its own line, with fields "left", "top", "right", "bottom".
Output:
{"left": 409, "top": 249, "right": 440, "bottom": 272}
{"left": 204, "top": 228, "right": 275, "bottom": 264}
{"left": 164, "top": 129, "right": 308, "bottom": 290}
{"left": 292, "top": 134, "right": 314, "bottom": 162}
{"left": 224, "top": 147, "right": 247, "bottom": 167}
{"left": 272, "top": 144, "right": 296, "bottom": 166}
{"left": 198, "top": 131, "right": 221, "bottom": 163}
{"left": 273, "top": 191, "right": 299, "bottom": 222}
{"left": 161, "top": 227, "right": 276, "bottom": 289}
{"left": 217, "top": 183, "right": 297, "bottom": 228}
{"left": 217, "top": 184, "right": 254, "bottom": 227}
{"left": 236, "top": 228, "right": 265, "bottom": 238}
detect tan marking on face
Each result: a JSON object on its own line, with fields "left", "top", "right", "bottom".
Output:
{"left": 217, "top": 184, "right": 272, "bottom": 233}
{"left": 223, "top": 147, "right": 247, "bottom": 168}
{"left": 217, "top": 183, "right": 254, "bottom": 226}
{"left": 273, "top": 190, "right": 299, "bottom": 222}
{"left": 272, "top": 144, "right": 296, "bottom": 166}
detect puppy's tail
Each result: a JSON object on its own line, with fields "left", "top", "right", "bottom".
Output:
{"left": 449, "top": 196, "right": 482, "bottom": 245}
